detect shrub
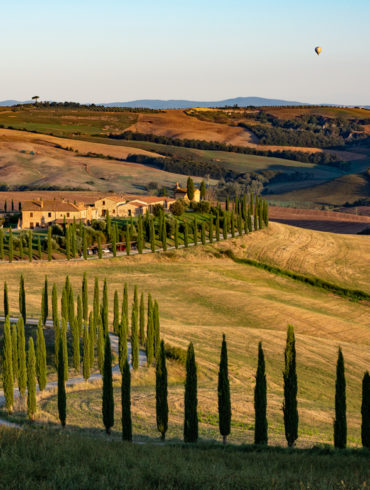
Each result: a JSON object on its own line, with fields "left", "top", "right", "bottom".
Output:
{"left": 170, "top": 200, "right": 185, "bottom": 216}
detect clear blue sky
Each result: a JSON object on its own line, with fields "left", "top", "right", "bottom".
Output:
{"left": 1, "top": 0, "right": 369, "bottom": 104}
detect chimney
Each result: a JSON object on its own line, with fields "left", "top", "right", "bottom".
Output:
{"left": 40, "top": 199, "right": 44, "bottom": 208}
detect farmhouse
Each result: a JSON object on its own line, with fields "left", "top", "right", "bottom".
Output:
{"left": 21, "top": 199, "right": 88, "bottom": 229}
{"left": 174, "top": 183, "right": 200, "bottom": 203}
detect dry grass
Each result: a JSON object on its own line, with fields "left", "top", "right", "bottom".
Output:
{"left": 1, "top": 226, "right": 369, "bottom": 446}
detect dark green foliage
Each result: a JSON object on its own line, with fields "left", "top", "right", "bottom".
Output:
{"left": 61, "top": 319, "right": 68, "bottom": 381}
{"left": 161, "top": 216, "right": 167, "bottom": 251}
{"left": 146, "top": 295, "right": 154, "bottom": 366}
{"left": 187, "top": 177, "right": 195, "bottom": 201}
{"left": 218, "top": 334, "right": 231, "bottom": 444}
{"left": 89, "top": 315, "right": 95, "bottom": 369}
{"left": 27, "top": 337, "right": 37, "bottom": 420}
{"left": 102, "top": 334, "right": 114, "bottom": 434}
{"left": 28, "top": 230, "right": 33, "bottom": 262}
{"left": 200, "top": 180, "right": 206, "bottom": 200}
{"left": 82, "top": 228, "right": 87, "bottom": 260}
{"left": 38, "top": 235, "right": 42, "bottom": 259}
{"left": 98, "top": 235, "right": 102, "bottom": 259}
{"left": 4, "top": 281, "right": 9, "bottom": 317}
{"left": 361, "top": 371, "right": 370, "bottom": 448}
{"left": 174, "top": 220, "right": 179, "bottom": 249}
{"left": 254, "top": 341, "right": 268, "bottom": 445}
{"left": 82, "top": 273, "right": 88, "bottom": 322}
{"left": 8, "top": 229, "right": 13, "bottom": 263}
{"left": 68, "top": 285, "right": 75, "bottom": 326}
{"left": 226, "top": 196, "right": 229, "bottom": 211}
{"left": 97, "top": 318, "right": 104, "bottom": 375}
{"left": 82, "top": 324, "right": 90, "bottom": 380}
{"left": 19, "top": 236, "right": 23, "bottom": 260}
{"left": 184, "top": 222, "right": 189, "bottom": 248}
{"left": 131, "top": 309, "right": 139, "bottom": 370}
{"left": 65, "top": 226, "right": 71, "bottom": 260}
{"left": 137, "top": 215, "right": 144, "bottom": 254}
{"left": 334, "top": 348, "right": 347, "bottom": 449}
{"left": 11, "top": 324, "right": 18, "bottom": 384}
{"left": 139, "top": 292, "right": 145, "bottom": 346}
{"left": 41, "top": 276, "right": 48, "bottom": 325}
{"left": 193, "top": 218, "right": 198, "bottom": 246}
{"left": 150, "top": 218, "right": 155, "bottom": 252}
{"left": 113, "top": 290, "right": 119, "bottom": 334}
{"left": 112, "top": 225, "right": 117, "bottom": 257}
{"left": 201, "top": 222, "right": 206, "bottom": 245}
{"left": 0, "top": 228, "right": 3, "bottom": 260}
{"left": 223, "top": 215, "right": 228, "bottom": 240}
{"left": 125, "top": 224, "right": 131, "bottom": 256}
{"left": 119, "top": 311, "right": 128, "bottom": 373}
{"left": 47, "top": 226, "right": 52, "bottom": 261}
{"left": 77, "top": 294, "right": 83, "bottom": 337}
{"left": 93, "top": 277, "right": 99, "bottom": 327}
{"left": 209, "top": 218, "right": 214, "bottom": 243}
{"left": 156, "top": 340, "right": 168, "bottom": 440}
{"left": 230, "top": 212, "right": 235, "bottom": 238}
{"left": 19, "top": 274, "right": 26, "bottom": 324}
{"left": 3, "top": 318, "right": 14, "bottom": 413}
{"left": 153, "top": 300, "right": 160, "bottom": 360}
{"left": 36, "top": 320, "right": 47, "bottom": 391}
{"left": 102, "top": 279, "right": 108, "bottom": 334}
{"left": 123, "top": 283, "right": 129, "bottom": 327}
{"left": 57, "top": 338, "right": 66, "bottom": 427}
{"left": 121, "top": 358, "right": 132, "bottom": 441}
{"left": 72, "top": 319, "right": 80, "bottom": 372}
{"left": 184, "top": 342, "right": 198, "bottom": 443}
{"left": 17, "top": 317, "right": 27, "bottom": 397}
{"left": 283, "top": 325, "right": 298, "bottom": 447}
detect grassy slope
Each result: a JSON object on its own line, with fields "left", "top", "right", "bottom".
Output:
{"left": 1, "top": 429, "right": 369, "bottom": 489}
{"left": 1, "top": 226, "right": 369, "bottom": 446}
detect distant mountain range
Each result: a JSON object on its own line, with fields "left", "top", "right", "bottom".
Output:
{"left": 1, "top": 97, "right": 369, "bottom": 110}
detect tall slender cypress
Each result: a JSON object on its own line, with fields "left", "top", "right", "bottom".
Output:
{"left": 0, "top": 228, "right": 3, "bottom": 260}
{"left": 28, "top": 230, "right": 33, "bottom": 262}
{"left": 193, "top": 218, "right": 198, "bottom": 246}
{"left": 254, "top": 341, "right": 268, "bottom": 445}
{"left": 41, "top": 276, "right": 48, "bottom": 325}
{"left": 61, "top": 318, "right": 68, "bottom": 381}
{"left": 72, "top": 319, "right": 80, "bottom": 372}
{"left": 8, "top": 229, "right": 13, "bottom": 263}
{"left": 156, "top": 340, "right": 168, "bottom": 440}
{"left": 3, "top": 318, "right": 14, "bottom": 413}
{"left": 283, "top": 325, "right": 298, "bottom": 447}
{"left": 93, "top": 277, "right": 100, "bottom": 328}
{"left": 119, "top": 310, "right": 128, "bottom": 373}
{"left": 89, "top": 315, "right": 95, "bottom": 369}
{"left": 131, "top": 309, "right": 139, "bottom": 370}
{"left": 102, "top": 279, "right": 108, "bottom": 335}
{"left": 218, "top": 334, "right": 231, "bottom": 444}
{"left": 17, "top": 317, "right": 27, "bottom": 397}
{"left": 112, "top": 224, "right": 117, "bottom": 257}
{"left": 184, "top": 342, "right": 198, "bottom": 443}
{"left": 57, "top": 338, "right": 66, "bottom": 427}
{"left": 38, "top": 235, "right": 42, "bottom": 260}
{"left": 47, "top": 226, "right": 52, "bottom": 261}
{"left": 97, "top": 318, "right": 105, "bottom": 375}
{"left": 209, "top": 218, "right": 213, "bottom": 243}
{"left": 65, "top": 225, "right": 71, "bottom": 260}
{"left": 82, "top": 273, "right": 88, "bottom": 322}
{"left": 146, "top": 295, "right": 154, "bottom": 366}
{"left": 113, "top": 290, "right": 119, "bottom": 334}
{"left": 201, "top": 222, "right": 206, "bottom": 245}
{"left": 11, "top": 324, "right": 18, "bottom": 385}
{"left": 121, "top": 357, "right": 132, "bottom": 441}
{"left": 174, "top": 220, "right": 179, "bottom": 249}
{"left": 36, "top": 320, "right": 47, "bottom": 390}
{"left": 102, "top": 334, "right": 114, "bottom": 434}
{"left": 139, "top": 292, "right": 145, "bottom": 346}
{"left": 82, "top": 227, "right": 87, "bottom": 260}
{"left": 334, "top": 347, "right": 347, "bottom": 449}
{"left": 4, "top": 281, "right": 9, "bottom": 318}
{"left": 19, "top": 274, "right": 26, "bottom": 324}
{"left": 153, "top": 300, "right": 160, "bottom": 360}
{"left": 223, "top": 215, "right": 228, "bottom": 240}
{"left": 27, "top": 337, "right": 37, "bottom": 421}
{"left": 19, "top": 235, "right": 24, "bottom": 260}
{"left": 361, "top": 371, "right": 370, "bottom": 449}
{"left": 77, "top": 294, "right": 83, "bottom": 337}
{"left": 125, "top": 223, "right": 131, "bottom": 256}
{"left": 150, "top": 217, "right": 155, "bottom": 252}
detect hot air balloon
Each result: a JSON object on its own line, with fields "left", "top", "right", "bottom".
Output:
{"left": 315, "top": 46, "right": 322, "bottom": 55}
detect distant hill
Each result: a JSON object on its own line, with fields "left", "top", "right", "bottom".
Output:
{"left": 0, "top": 100, "right": 30, "bottom": 106}
{"left": 102, "top": 97, "right": 307, "bottom": 109}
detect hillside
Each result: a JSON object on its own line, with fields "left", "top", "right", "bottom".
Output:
{"left": 1, "top": 225, "right": 369, "bottom": 446}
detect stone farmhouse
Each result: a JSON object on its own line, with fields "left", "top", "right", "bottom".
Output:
{"left": 20, "top": 195, "right": 176, "bottom": 230}
{"left": 174, "top": 183, "right": 200, "bottom": 203}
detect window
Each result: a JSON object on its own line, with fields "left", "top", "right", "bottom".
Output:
{"left": 30, "top": 212, "right": 33, "bottom": 217}
{"left": 67, "top": 213, "right": 70, "bottom": 218}
{"left": 48, "top": 212, "right": 52, "bottom": 217}
{"left": 112, "top": 209, "right": 115, "bottom": 214}
{"left": 102, "top": 201, "right": 105, "bottom": 205}
{"left": 30, "top": 223, "right": 34, "bottom": 229}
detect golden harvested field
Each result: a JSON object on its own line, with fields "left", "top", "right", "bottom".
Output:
{"left": 2, "top": 225, "right": 369, "bottom": 446}
{"left": 0, "top": 129, "right": 207, "bottom": 192}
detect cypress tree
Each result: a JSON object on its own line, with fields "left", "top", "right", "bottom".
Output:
{"left": 19, "top": 235, "right": 24, "bottom": 260}
{"left": 97, "top": 318, "right": 105, "bottom": 375}
{"left": 27, "top": 337, "right": 37, "bottom": 421}
{"left": 113, "top": 290, "right": 119, "bottom": 334}
{"left": 223, "top": 215, "right": 228, "bottom": 240}
{"left": 83, "top": 323, "right": 90, "bottom": 380}
{"left": 77, "top": 294, "right": 83, "bottom": 337}
{"left": 131, "top": 309, "right": 139, "bottom": 370}
{"left": 65, "top": 225, "right": 71, "bottom": 260}
{"left": 8, "top": 229, "right": 13, "bottom": 263}
{"left": 218, "top": 334, "right": 231, "bottom": 444}
{"left": 72, "top": 319, "right": 80, "bottom": 372}
{"left": 57, "top": 338, "right": 66, "bottom": 427}
{"left": 61, "top": 318, "right": 68, "bottom": 381}
{"left": 82, "top": 273, "right": 88, "bottom": 322}
{"left": 247, "top": 208, "right": 253, "bottom": 233}
{"left": 41, "top": 276, "right": 48, "bottom": 325}
{"left": 237, "top": 215, "right": 243, "bottom": 236}
{"left": 146, "top": 295, "right": 154, "bottom": 366}
{"left": 201, "top": 222, "right": 206, "bottom": 245}
{"left": 102, "top": 334, "right": 114, "bottom": 434}
{"left": 3, "top": 318, "right": 14, "bottom": 413}
{"left": 225, "top": 196, "right": 229, "bottom": 212}
{"left": 361, "top": 371, "right": 370, "bottom": 449}
{"left": 242, "top": 194, "right": 247, "bottom": 220}
{"left": 0, "top": 228, "right": 3, "bottom": 260}
{"left": 106, "top": 210, "right": 111, "bottom": 239}
{"left": 19, "top": 274, "right": 26, "bottom": 324}
{"left": 47, "top": 226, "right": 52, "bottom": 261}
{"left": 102, "top": 279, "right": 108, "bottom": 335}
{"left": 89, "top": 314, "right": 95, "bottom": 369}
{"left": 150, "top": 217, "right": 155, "bottom": 252}
{"left": 121, "top": 357, "right": 132, "bottom": 441}
{"left": 187, "top": 177, "right": 195, "bottom": 201}
{"left": 209, "top": 217, "right": 213, "bottom": 243}
{"left": 112, "top": 224, "right": 117, "bottom": 257}
{"left": 82, "top": 227, "right": 87, "bottom": 259}
{"left": 4, "top": 200, "right": 7, "bottom": 212}
{"left": 230, "top": 212, "right": 235, "bottom": 238}
{"left": 162, "top": 217, "right": 167, "bottom": 251}
{"left": 11, "top": 324, "right": 18, "bottom": 385}
{"left": 153, "top": 300, "right": 160, "bottom": 359}
{"left": 258, "top": 201, "right": 264, "bottom": 230}
{"left": 139, "top": 292, "right": 145, "bottom": 345}
{"left": 254, "top": 203, "right": 258, "bottom": 231}
{"left": 193, "top": 218, "right": 198, "bottom": 246}
{"left": 254, "top": 341, "right": 268, "bottom": 445}
{"left": 4, "top": 281, "right": 9, "bottom": 317}
{"left": 38, "top": 235, "right": 42, "bottom": 260}
{"left": 283, "top": 325, "right": 298, "bottom": 447}
{"left": 68, "top": 284, "right": 75, "bottom": 326}
{"left": 184, "top": 342, "right": 198, "bottom": 443}
{"left": 119, "top": 310, "right": 128, "bottom": 373}
{"left": 36, "top": 320, "right": 47, "bottom": 391}
{"left": 156, "top": 340, "right": 168, "bottom": 440}
{"left": 28, "top": 230, "right": 33, "bottom": 262}
{"left": 52, "top": 284, "right": 59, "bottom": 362}
{"left": 137, "top": 215, "right": 143, "bottom": 254}
{"left": 93, "top": 277, "right": 99, "bottom": 328}
{"left": 17, "top": 317, "right": 27, "bottom": 397}
{"left": 98, "top": 235, "right": 102, "bottom": 259}
{"left": 334, "top": 347, "right": 347, "bottom": 449}
{"left": 123, "top": 283, "right": 129, "bottom": 326}
{"left": 184, "top": 222, "right": 189, "bottom": 248}
{"left": 200, "top": 180, "right": 206, "bottom": 200}
{"left": 174, "top": 220, "right": 179, "bottom": 249}
{"left": 71, "top": 218, "right": 76, "bottom": 258}
{"left": 125, "top": 223, "right": 130, "bottom": 256}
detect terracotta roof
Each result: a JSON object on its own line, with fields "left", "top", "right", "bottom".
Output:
{"left": 121, "top": 194, "right": 175, "bottom": 204}
{"left": 22, "top": 200, "right": 83, "bottom": 212}
{"left": 174, "top": 188, "right": 187, "bottom": 194}
{"left": 96, "top": 195, "right": 125, "bottom": 203}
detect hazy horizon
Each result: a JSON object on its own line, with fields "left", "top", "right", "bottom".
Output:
{"left": 1, "top": 0, "right": 369, "bottom": 106}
